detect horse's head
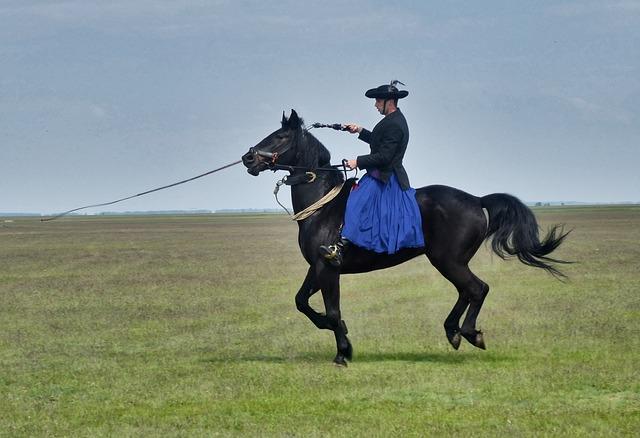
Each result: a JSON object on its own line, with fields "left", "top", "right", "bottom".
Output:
{"left": 242, "top": 109, "right": 306, "bottom": 176}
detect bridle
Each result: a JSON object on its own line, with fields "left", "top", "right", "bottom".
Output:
{"left": 246, "top": 127, "right": 352, "bottom": 182}
{"left": 246, "top": 126, "right": 356, "bottom": 217}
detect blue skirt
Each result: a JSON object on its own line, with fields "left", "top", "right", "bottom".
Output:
{"left": 342, "top": 173, "right": 425, "bottom": 254}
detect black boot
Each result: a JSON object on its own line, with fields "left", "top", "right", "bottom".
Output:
{"left": 319, "top": 238, "right": 349, "bottom": 267}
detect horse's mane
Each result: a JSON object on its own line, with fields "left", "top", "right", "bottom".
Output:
{"left": 289, "top": 116, "right": 331, "bottom": 168}
{"left": 300, "top": 130, "right": 332, "bottom": 168}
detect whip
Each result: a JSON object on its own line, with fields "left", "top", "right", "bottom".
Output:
{"left": 309, "top": 123, "right": 349, "bottom": 131}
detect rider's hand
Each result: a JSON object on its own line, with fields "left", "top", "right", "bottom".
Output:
{"left": 345, "top": 124, "right": 362, "bottom": 134}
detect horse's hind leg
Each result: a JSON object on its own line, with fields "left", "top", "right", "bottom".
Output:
{"left": 460, "top": 272, "right": 490, "bottom": 349}
{"left": 443, "top": 294, "right": 469, "bottom": 350}
{"left": 425, "top": 200, "right": 489, "bottom": 349}
{"left": 426, "top": 250, "right": 470, "bottom": 349}
{"left": 428, "top": 255, "right": 488, "bottom": 350}
{"left": 445, "top": 267, "right": 488, "bottom": 350}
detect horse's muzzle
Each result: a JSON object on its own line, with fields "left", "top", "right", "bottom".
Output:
{"left": 242, "top": 149, "right": 266, "bottom": 176}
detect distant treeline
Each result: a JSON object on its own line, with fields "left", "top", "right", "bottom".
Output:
{"left": 97, "top": 210, "right": 213, "bottom": 216}
{"left": 1, "top": 209, "right": 288, "bottom": 218}
{"left": 3, "top": 204, "right": 638, "bottom": 218}
{"left": 214, "top": 209, "right": 284, "bottom": 214}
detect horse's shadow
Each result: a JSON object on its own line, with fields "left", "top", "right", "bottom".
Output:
{"left": 202, "top": 349, "right": 516, "bottom": 365}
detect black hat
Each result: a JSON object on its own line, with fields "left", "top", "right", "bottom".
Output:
{"left": 365, "top": 80, "right": 408, "bottom": 99}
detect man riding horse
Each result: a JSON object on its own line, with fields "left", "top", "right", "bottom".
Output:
{"left": 241, "top": 83, "right": 569, "bottom": 365}
{"left": 320, "top": 80, "right": 424, "bottom": 267}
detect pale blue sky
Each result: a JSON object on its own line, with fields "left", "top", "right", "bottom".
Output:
{"left": 2, "top": 1, "right": 639, "bottom": 213}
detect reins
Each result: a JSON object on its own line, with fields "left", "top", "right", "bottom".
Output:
{"left": 41, "top": 160, "right": 243, "bottom": 221}
{"left": 259, "top": 122, "right": 356, "bottom": 178}
{"left": 271, "top": 167, "right": 346, "bottom": 219}
{"left": 41, "top": 122, "right": 352, "bottom": 222}
{"left": 291, "top": 183, "right": 344, "bottom": 221}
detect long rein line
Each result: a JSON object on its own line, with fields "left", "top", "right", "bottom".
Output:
{"left": 41, "top": 159, "right": 243, "bottom": 222}
{"left": 42, "top": 122, "right": 352, "bottom": 221}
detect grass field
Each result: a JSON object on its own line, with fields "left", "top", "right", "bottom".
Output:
{"left": 1, "top": 206, "right": 639, "bottom": 436}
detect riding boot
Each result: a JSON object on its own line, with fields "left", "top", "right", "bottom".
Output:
{"left": 319, "top": 237, "right": 350, "bottom": 267}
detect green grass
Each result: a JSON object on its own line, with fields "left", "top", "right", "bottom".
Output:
{"left": 1, "top": 208, "right": 639, "bottom": 436}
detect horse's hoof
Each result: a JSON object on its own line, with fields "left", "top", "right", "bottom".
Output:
{"left": 462, "top": 330, "right": 486, "bottom": 350}
{"left": 333, "top": 356, "right": 348, "bottom": 367}
{"left": 475, "top": 331, "right": 487, "bottom": 350}
{"left": 447, "top": 331, "right": 462, "bottom": 350}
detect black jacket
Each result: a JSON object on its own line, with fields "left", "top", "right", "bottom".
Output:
{"left": 356, "top": 109, "right": 411, "bottom": 190}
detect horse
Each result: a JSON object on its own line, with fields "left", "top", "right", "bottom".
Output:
{"left": 241, "top": 109, "right": 569, "bottom": 366}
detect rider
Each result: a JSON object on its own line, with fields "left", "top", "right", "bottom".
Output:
{"left": 319, "top": 80, "right": 425, "bottom": 267}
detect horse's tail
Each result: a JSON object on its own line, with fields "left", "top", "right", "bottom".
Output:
{"left": 481, "top": 193, "right": 571, "bottom": 278}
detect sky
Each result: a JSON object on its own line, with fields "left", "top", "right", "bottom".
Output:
{"left": 1, "top": 0, "right": 639, "bottom": 214}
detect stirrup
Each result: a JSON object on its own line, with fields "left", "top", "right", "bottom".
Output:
{"left": 319, "top": 243, "right": 343, "bottom": 267}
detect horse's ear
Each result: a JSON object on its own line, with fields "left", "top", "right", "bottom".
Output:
{"left": 289, "top": 109, "right": 299, "bottom": 127}
{"left": 281, "top": 111, "right": 287, "bottom": 127}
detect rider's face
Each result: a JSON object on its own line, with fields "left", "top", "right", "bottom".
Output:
{"left": 374, "top": 98, "right": 385, "bottom": 114}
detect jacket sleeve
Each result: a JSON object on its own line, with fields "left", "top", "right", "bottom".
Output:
{"left": 358, "top": 128, "right": 372, "bottom": 144}
{"left": 356, "top": 125, "right": 403, "bottom": 169}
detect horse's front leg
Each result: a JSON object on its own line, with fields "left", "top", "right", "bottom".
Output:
{"left": 295, "top": 267, "right": 326, "bottom": 329}
{"left": 316, "top": 264, "right": 352, "bottom": 366}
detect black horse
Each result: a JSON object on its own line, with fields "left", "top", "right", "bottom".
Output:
{"left": 242, "top": 110, "right": 569, "bottom": 366}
